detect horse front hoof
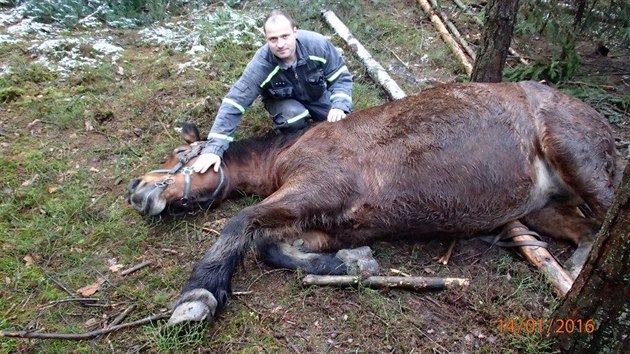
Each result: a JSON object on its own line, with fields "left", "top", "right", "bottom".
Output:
{"left": 168, "top": 289, "right": 218, "bottom": 326}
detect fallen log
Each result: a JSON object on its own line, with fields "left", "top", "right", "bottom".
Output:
{"left": 430, "top": 0, "right": 476, "bottom": 61}
{"left": 451, "top": 0, "right": 530, "bottom": 65}
{"left": 507, "top": 221, "right": 574, "bottom": 296}
{"left": 415, "top": 0, "right": 473, "bottom": 75}
{"left": 321, "top": 10, "right": 407, "bottom": 100}
{"left": 303, "top": 275, "right": 470, "bottom": 291}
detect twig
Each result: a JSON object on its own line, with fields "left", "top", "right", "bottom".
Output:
{"left": 389, "top": 268, "right": 411, "bottom": 277}
{"left": 386, "top": 47, "right": 410, "bottom": 69}
{"left": 231, "top": 291, "right": 254, "bottom": 296}
{"left": 38, "top": 297, "right": 99, "bottom": 311}
{"left": 202, "top": 227, "right": 221, "bottom": 236}
{"left": 437, "top": 239, "right": 457, "bottom": 265}
{"left": 107, "top": 305, "right": 136, "bottom": 327}
{"left": 120, "top": 260, "right": 153, "bottom": 276}
{"left": 39, "top": 267, "right": 75, "bottom": 297}
{"left": 0, "top": 312, "right": 170, "bottom": 340}
{"left": 158, "top": 119, "right": 175, "bottom": 140}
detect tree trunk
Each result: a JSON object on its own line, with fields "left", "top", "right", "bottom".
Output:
{"left": 552, "top": 163, "right": 630, "bottom": 353}
{"left": 573, "top": 0, "right": 588, "bottom": 29}
{"left": 470, "top": 0, "right": 520, "bottom": 82}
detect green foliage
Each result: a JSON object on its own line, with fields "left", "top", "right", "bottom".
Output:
{"left": 0, "top": 86, "right": 24, "bottom": 103}
{"left": 4, "top": 60, "right": 58, "bottom": 85}
{"left": 503, "top": 51, "right": 579, "bottom": 83}
{"left": 560, "top": 83, "right": 630, "bottom": 125}
{"left": 517, "top": 0, "right": 630, "bottom": 48}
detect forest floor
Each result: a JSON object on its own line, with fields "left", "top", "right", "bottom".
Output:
{"left": 1, "top": 1, "right": 628, "bottom": 353}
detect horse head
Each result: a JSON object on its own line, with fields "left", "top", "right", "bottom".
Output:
{"left": 127, "top": 122, "right": 226, "bottom": 215}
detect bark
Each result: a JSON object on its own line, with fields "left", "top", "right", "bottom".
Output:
{"left": 471, "top": 0, "right": 520, "bottom": 82}
{"left": 552, "top": 163, "right": 630, "bottom": 353}
{"left": 573, "top": 0, "right": 588, "bottom": 29}
{"left": 453, "top": 0, "right": 529, "bottom": 64}
{"left": 321, "top": 10, "right": 407, "bottom": 100}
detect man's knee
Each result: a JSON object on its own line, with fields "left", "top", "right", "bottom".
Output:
{"left": 269, "top": 100, "right": 310, "bottom": 133}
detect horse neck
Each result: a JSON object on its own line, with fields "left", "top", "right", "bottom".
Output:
{"left": 222, "top": 145, "right": 282, "bottom": 198}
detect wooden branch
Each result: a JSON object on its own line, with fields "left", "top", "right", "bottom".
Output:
{"left": 430, "top": 0, "right": 476, "bottom": 60}
{"left": 437, "top": 239, "right": 457, "bottom": 265}
{"left": 107, "top": 304, "right": 136, "bottom": 327}
{"left": 37, "top": 297, "right": 99, "bottom": 311}
{"left": 508, "top": 221, "right": 574, "bottom": 296}
{"left": 303, "top": 275, "right": 469, "bottom": 291}
{"left": 451, "top": 0, "right": 530, "bottom": 65}
{"left": 416, "top": 0, "right": 473, "bottom": 75}
{"left": 0, "top": 312, "right": 169, "bottom": 340}
{"left": 321, "top": 10, "right": 407, "bottom": 100}
{"left": 120, "top": 260, "right": 153, "bottom": 276}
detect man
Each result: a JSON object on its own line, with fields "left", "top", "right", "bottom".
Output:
{"left": 192, "top": 10, "right": 353, "bottom": 174}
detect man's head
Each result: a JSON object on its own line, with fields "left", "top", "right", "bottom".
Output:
{"left": 264, "top": 10, "right": 298, "bottom": 65}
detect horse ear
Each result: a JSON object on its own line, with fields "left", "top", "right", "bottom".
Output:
{"left": 181, "top": 121, "right": 202, "bottom": 143}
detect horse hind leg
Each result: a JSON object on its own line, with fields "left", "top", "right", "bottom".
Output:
{"left": 255, "top": 230, "right": 380, "bottom": 276}
{"left": 522, "top": 205, "right": 600, "bottom": 279}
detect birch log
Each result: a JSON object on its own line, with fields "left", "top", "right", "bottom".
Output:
{"left": 452, "top": 0, "right": 530, "bottom": 65}
{"left": 415, "top": 0, "right": 473, "bottom": 75}
{"left": 303, "top": 275, "right": 470, "bottom": 291}
{"left": 321, "top": 10, "right": 407, "bottom": 100}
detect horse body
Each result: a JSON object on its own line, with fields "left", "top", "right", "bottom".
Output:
{"left": 127, "top": 81, "right": 617, "bottom": 324}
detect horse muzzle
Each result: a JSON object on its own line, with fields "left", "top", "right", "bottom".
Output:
{"left": 127, "top": 178, "right": 168, "bottom": 216}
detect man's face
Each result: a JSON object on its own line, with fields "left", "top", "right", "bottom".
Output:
{"left": 264, "top": 16, "right": 298, "bottom": 64}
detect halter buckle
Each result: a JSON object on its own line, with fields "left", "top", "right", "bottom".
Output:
{"left": 155, "top": 177, "right": 174, "bottom": 188}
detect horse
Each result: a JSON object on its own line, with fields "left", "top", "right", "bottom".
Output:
{"left": 127, "top": 81, "right": 618, "bottom": 325}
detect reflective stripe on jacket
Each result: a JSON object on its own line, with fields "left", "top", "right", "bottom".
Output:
{"left": 202, "top": 30, "right": 353, "bottom": 157}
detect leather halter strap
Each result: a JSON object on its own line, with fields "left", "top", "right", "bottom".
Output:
{"left": 146, "top": 142, "right": 225, "bottom": 205}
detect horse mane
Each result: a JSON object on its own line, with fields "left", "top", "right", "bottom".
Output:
{"left": 221, "top": 126, "right": 311, "bottom": 166}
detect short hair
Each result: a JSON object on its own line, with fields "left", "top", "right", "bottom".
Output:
{"left": 263, "top": 10, "right": 297, "bottom": 33}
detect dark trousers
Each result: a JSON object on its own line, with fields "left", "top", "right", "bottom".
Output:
{"left": 263, "top": 92, "right": 331, "bottom": 133}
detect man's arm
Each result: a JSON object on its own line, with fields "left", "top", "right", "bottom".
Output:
{"left": 194, "top": 52, "right": 273, "bottom": 173}
{"left": 322, "top": 39, "right": 353, "bottom": 115}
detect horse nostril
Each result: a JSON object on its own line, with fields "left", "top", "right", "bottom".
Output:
{"left": 127, "top": 178, "right": 141, "bottom": 194}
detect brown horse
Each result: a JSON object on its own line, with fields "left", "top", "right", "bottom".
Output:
{"left": 127, "top": 81, "right": 617, "bottom": 325}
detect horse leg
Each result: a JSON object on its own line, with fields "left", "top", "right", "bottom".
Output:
{"left": 168, "top": 207, "right": 258, "bottom": 325}
{"left": 255, "top": 230, "right": 380, "bottom": 276}
{"left": 522, "top": 204, "right": 600, "bottom": 278}
{"left": 169, "top": 181, "right": 365, "bottom": 325}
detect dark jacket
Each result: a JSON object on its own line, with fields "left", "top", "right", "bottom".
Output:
{"left": 202, "top": 30, "right": 353, "bottom": 156}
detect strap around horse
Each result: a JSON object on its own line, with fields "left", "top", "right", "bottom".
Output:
{"left": 480, "top": 223, "right": 549, "bottom": 249}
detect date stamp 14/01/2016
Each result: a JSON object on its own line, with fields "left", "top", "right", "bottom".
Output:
{"left": 498, "top": 318, "right": 596, "bottom": 335}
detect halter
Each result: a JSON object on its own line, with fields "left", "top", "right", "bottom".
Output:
{"left": 147, "top": 142, "right": 225, "bottom": 206}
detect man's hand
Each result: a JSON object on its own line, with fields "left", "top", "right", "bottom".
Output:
{"left": 192, "top": 152, "right": 222, "bottom": 174}
{"left": 327, "top": 108, "right": 347, "bottom": 122}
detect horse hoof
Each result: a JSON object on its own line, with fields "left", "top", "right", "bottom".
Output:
{"left": 336, "top": 246, "right": 380, "bottom": 276}
{"left": 168, "top": 289, "right": 218, "bottom": 326}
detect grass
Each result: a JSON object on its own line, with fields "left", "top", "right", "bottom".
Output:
{"left": 3, "top": 1, "right": 621, "bottom": 353}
